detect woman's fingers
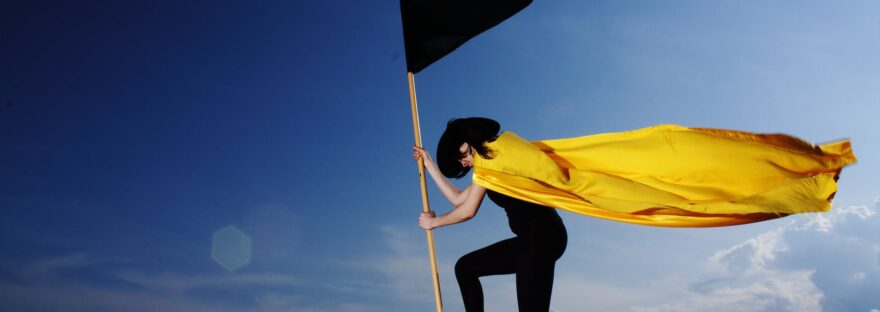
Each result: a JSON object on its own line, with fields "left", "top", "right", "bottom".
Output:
{"left": 418, "top": 210, "right": 436, "bottom": 230}
{"left": 412, "top": 146, "right": 429, "bottom": 161}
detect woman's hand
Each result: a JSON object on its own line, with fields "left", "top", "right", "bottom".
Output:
{"left": 412, "top": 146, "right": 435, "bottom": 167}
{"left": 419, "top": 210, "right": 437, "bottom": 230}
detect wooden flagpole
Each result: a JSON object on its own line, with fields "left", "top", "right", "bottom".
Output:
{"left": 407, "top": 71, "right": 444, "bottom": 312}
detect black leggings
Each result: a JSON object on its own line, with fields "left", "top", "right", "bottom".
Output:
{"left": 455, "top": 233, "right": 566, "bottom": 312}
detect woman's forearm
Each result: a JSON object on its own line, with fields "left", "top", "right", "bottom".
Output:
{"left": 430, "top": 203, "right": 474, "bottom": 228}
{"left": 412, "top": 146, "right": 467, "bottom": 206}
{"left": 424, "top": 161, "right": 466, "bottom": 206}
{"left": 427, "top": 184, "right": 485, "bottom": 229}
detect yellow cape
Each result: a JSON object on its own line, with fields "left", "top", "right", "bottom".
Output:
{"left": 472, "top": 124, "right": 856, "bottom": 227}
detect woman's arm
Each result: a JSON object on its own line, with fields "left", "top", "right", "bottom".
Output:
{"left": 413, "top": 146, "right": 468, "bottom": 206}
{"left": 419, "top": 183, "right": 486, "bottom": 230}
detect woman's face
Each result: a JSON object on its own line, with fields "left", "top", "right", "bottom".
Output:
{"left": 458, "top": 143, "right": 475, "bottom": 168}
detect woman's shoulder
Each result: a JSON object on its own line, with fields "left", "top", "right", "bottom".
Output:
{"left": 486, "top": 130, "right": 516, "bottom": 144}
{"left": 484, "top": 131, "right": 530, "bottom": 152}
{"left": 475, "top": 129, "right": 564, "bottom": 177}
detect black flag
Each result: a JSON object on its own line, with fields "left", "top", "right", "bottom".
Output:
{"left": 400, "top": 0, "right": 533, "bottom": 74}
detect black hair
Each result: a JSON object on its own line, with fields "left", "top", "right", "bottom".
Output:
{"left": 436, "top": 117, "right": 500, "bottom": 178}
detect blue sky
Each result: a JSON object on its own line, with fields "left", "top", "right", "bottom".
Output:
{"left": 1, "top": 1, "right": 878, "bottom": 311}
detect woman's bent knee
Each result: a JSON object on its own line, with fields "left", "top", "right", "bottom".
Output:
{"left": 455, "top": 255, "right": 473, "bottom": 279}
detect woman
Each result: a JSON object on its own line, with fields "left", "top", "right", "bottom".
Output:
{"left": 413, "top": 117, "right": 567, "bottom": 312}
{"left": 413, "top": 117, "right": 855, "bottom": 310}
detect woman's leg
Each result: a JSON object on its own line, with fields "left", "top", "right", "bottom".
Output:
{"left": 455, "top": 237, "right": 518, "bottom": 312}
{"left": 514, "top": 254, "right": 556, "bottom": 311}
{"left": 515, "top": 230, "right": 566, "bottom": 311}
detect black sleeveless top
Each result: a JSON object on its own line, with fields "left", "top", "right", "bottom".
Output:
{"left": 486, "top": 190, "right": 566, "bottom": 238}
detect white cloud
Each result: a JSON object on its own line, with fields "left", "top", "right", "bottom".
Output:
{"left": 632, "top": 270, "right": 822, "bottom": 312}
{"left": 0, "top": 280, "right": 376, "bottom": 312}
{"left": 791, "top": 205, "right": 875, "bottom": 233}
{"left": 0, "top": 252, "right": 375, "bottom": 312}
{"left": 0, "top": 281, "right": 238, "bottom": 312}
{"left": 631, "top": 202, "right": 880, "bottom": 312}
{"left": 117, "top": 271, "right": 297, "bottom": 293}
{"left": 250, "top": 292, "right": 374, "bottom": 312}
{"left": 849, "top": 272, "right": 866, "bottom": 284}
{"left": 331, "top": 224, "right": 454, "bottom": 311}
{"left": 25, "top": 253, "right": 89, "bottom": 274}
{"left": 708, "top": 228, "right": 787, "bottom": 275}
{"left": 364, "top": 225, "right": 438, "bottom": 301}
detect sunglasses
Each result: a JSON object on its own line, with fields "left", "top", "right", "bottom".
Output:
{"left": 459, "top": 145, "right": 473, "bottom": 160}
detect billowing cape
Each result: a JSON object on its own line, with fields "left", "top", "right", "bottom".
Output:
{"left": 472, "top": 125, "right": 856, "bottom": 227}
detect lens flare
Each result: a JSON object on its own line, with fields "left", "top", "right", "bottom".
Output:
{"left": 211, "top": 225, "right": 251, "bottom": 271}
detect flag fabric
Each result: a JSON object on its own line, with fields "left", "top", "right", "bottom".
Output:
{"left": 400, "top": 0, "right": 533, "bottom": 73}
{"left": 472, "top": 125, "right": 857, "bottom": 227}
